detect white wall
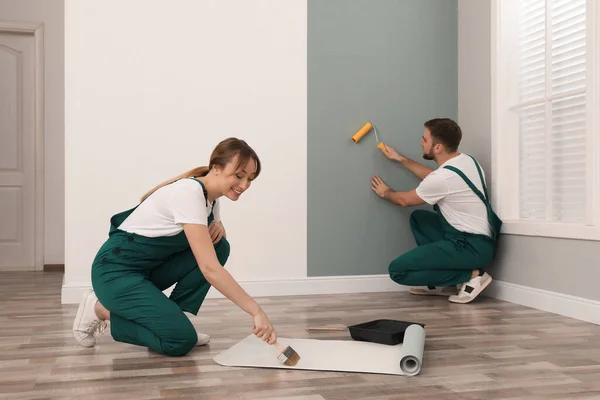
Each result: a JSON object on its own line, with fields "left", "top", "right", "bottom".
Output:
{"left": 0, "top": 0, "right": 64, "bottom": 265}
{"left": 63, "top": 0, "right": 308, "bottom": 301}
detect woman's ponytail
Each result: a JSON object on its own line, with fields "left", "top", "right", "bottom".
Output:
{"left": 140, "top": 165, "right": 209, "bottom": 202}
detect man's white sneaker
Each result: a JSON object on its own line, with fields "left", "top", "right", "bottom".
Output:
{"left": 449, "top": 272, "right": 493, "bottom": 304}
{"left": 72, "top": 289, "right": 107, "bottom": 347}
{"left": 409, "top": 285, "right": 458, "bottom": 296}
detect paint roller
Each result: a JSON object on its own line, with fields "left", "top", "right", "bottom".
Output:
{"left": 351, "top": 122, "right": 387, "bottom": 151}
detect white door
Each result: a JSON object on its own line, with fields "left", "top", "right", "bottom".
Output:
{"left": 0, "top": 32, "right": 35, "bottom": 269}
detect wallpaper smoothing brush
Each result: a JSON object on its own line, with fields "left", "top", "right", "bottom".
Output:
{"left": 273, "top": 341, "right": 301, "bottom": 366}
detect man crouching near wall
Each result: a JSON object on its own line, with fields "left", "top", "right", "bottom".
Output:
{"left": 370, "top": 118, "right": 502, "bottom": 304}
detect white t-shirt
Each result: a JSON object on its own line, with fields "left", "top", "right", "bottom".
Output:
{"left": 415, "top": 153, "right": 492, "bottom": 237}
{"left": 118, "top": 178, "right": 220, "bottom": 237}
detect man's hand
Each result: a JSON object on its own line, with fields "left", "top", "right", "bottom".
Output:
{"left": 208, "top": 221, "right": 226, "bottom": 244}
{"left": 379, "top": 144, "right": 406, "bottom": 163}
{"left": 380, "top": 144, "right": 433, "bottom": 181}
{"left": 371, "top": 176, "right": 425, "bottom": 207}
{"left": 371, "top": 175, "right": 391, "bottom": 198}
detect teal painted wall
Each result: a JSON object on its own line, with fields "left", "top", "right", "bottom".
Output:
{"left": 307, "top": 0, "right": 458, "bottom": 277}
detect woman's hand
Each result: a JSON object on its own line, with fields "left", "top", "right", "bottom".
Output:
{"left": 183, "top": 223, "right": 276, "bottom": 342}
{"left": 252, "top": 309, "right": 277, "bottom": 344}
{"left": 208, "top": 221, "right": 226, "bottom": 244}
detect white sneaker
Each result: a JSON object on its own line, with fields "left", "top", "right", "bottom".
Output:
{"left": 72, "top": 289, "right": 107, "bottom": 347}
{"left": 184, "top": 312, "right": 210, "bottom": 346}
{"left": 449, "top": 272, "right": 493, "bottom": 304}
{"left": 409, "top": 285, "right": 458, "bottom": 296}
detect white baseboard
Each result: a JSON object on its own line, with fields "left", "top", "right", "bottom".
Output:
{"left": 485, "top": 280, "right": 600, "bottom": 326}
{"left": 61, "top": 274, "right": 407, "bottom": 304}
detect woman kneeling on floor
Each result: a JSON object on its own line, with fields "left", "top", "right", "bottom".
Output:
{"left": 72, "top": 137, "right": 277, "bottom": 356}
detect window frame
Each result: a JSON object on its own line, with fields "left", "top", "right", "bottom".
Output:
{"left": 491, "top": 0, "right": 600, "bottom": 241}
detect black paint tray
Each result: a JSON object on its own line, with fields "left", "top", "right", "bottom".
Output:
{"left": 347, "top": 319, "right": 425, "bottom": 346}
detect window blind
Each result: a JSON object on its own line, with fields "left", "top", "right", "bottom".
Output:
{"left": 516, "top": 0, "right": 587, "bottom": 223}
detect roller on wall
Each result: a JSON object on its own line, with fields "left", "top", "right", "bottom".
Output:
{"left": 352, "top": 121, "right": 387, "bottom": 151}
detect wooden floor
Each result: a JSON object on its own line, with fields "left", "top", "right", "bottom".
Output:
{"left": 2, "top": 272, "right": 600, "bottom": 400}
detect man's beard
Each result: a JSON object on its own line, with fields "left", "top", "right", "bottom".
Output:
{"left": 422, "top": 148, "right": 435, "bottom": 160}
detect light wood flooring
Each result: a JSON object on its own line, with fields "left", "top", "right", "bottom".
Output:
{"left": 1, "top": 271, "right": 600, "bottom": 400}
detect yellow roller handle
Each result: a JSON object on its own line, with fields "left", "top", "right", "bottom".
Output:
{"left": 352, "top": 122, "right": 373, "bottom": 143}
{"left": 377, "top": 142, "right": 387, "bottom": 151}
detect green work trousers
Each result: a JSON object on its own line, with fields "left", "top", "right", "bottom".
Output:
{"left": 92, "top": 234, "right": 230, "bottom": 357}
{"left": 388, "top": 210, "right": 496, "bottom": 287}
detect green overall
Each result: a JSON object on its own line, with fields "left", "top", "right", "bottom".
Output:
{"left": 91, "top": 178, "right": 230, "bottom": 356}
{"left": 388, "top": 155, "right": 502, "bottom": 287}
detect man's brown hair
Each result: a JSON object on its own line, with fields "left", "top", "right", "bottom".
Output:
{"left": 424, "top": 118, "right": 462, "bottom": 153}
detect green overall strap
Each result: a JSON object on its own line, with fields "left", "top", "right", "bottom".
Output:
{"left": 443, "top": 165, "right": 489, "bottom": 205}
{"left": 443, "top": 156, "right": 503, "bottom": 240}
{"left": 467, "top": 154, "right": 489, "bottom": 202}
{"left": 190, "top": 178, "right": 216, "bottom": 208}
{"left": 189, "top": 178, "right": 216, "bottom": 224}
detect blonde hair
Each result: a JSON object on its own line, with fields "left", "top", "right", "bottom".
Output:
{"left": 140, "top": 137, "right": 261, "bottom": 202}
